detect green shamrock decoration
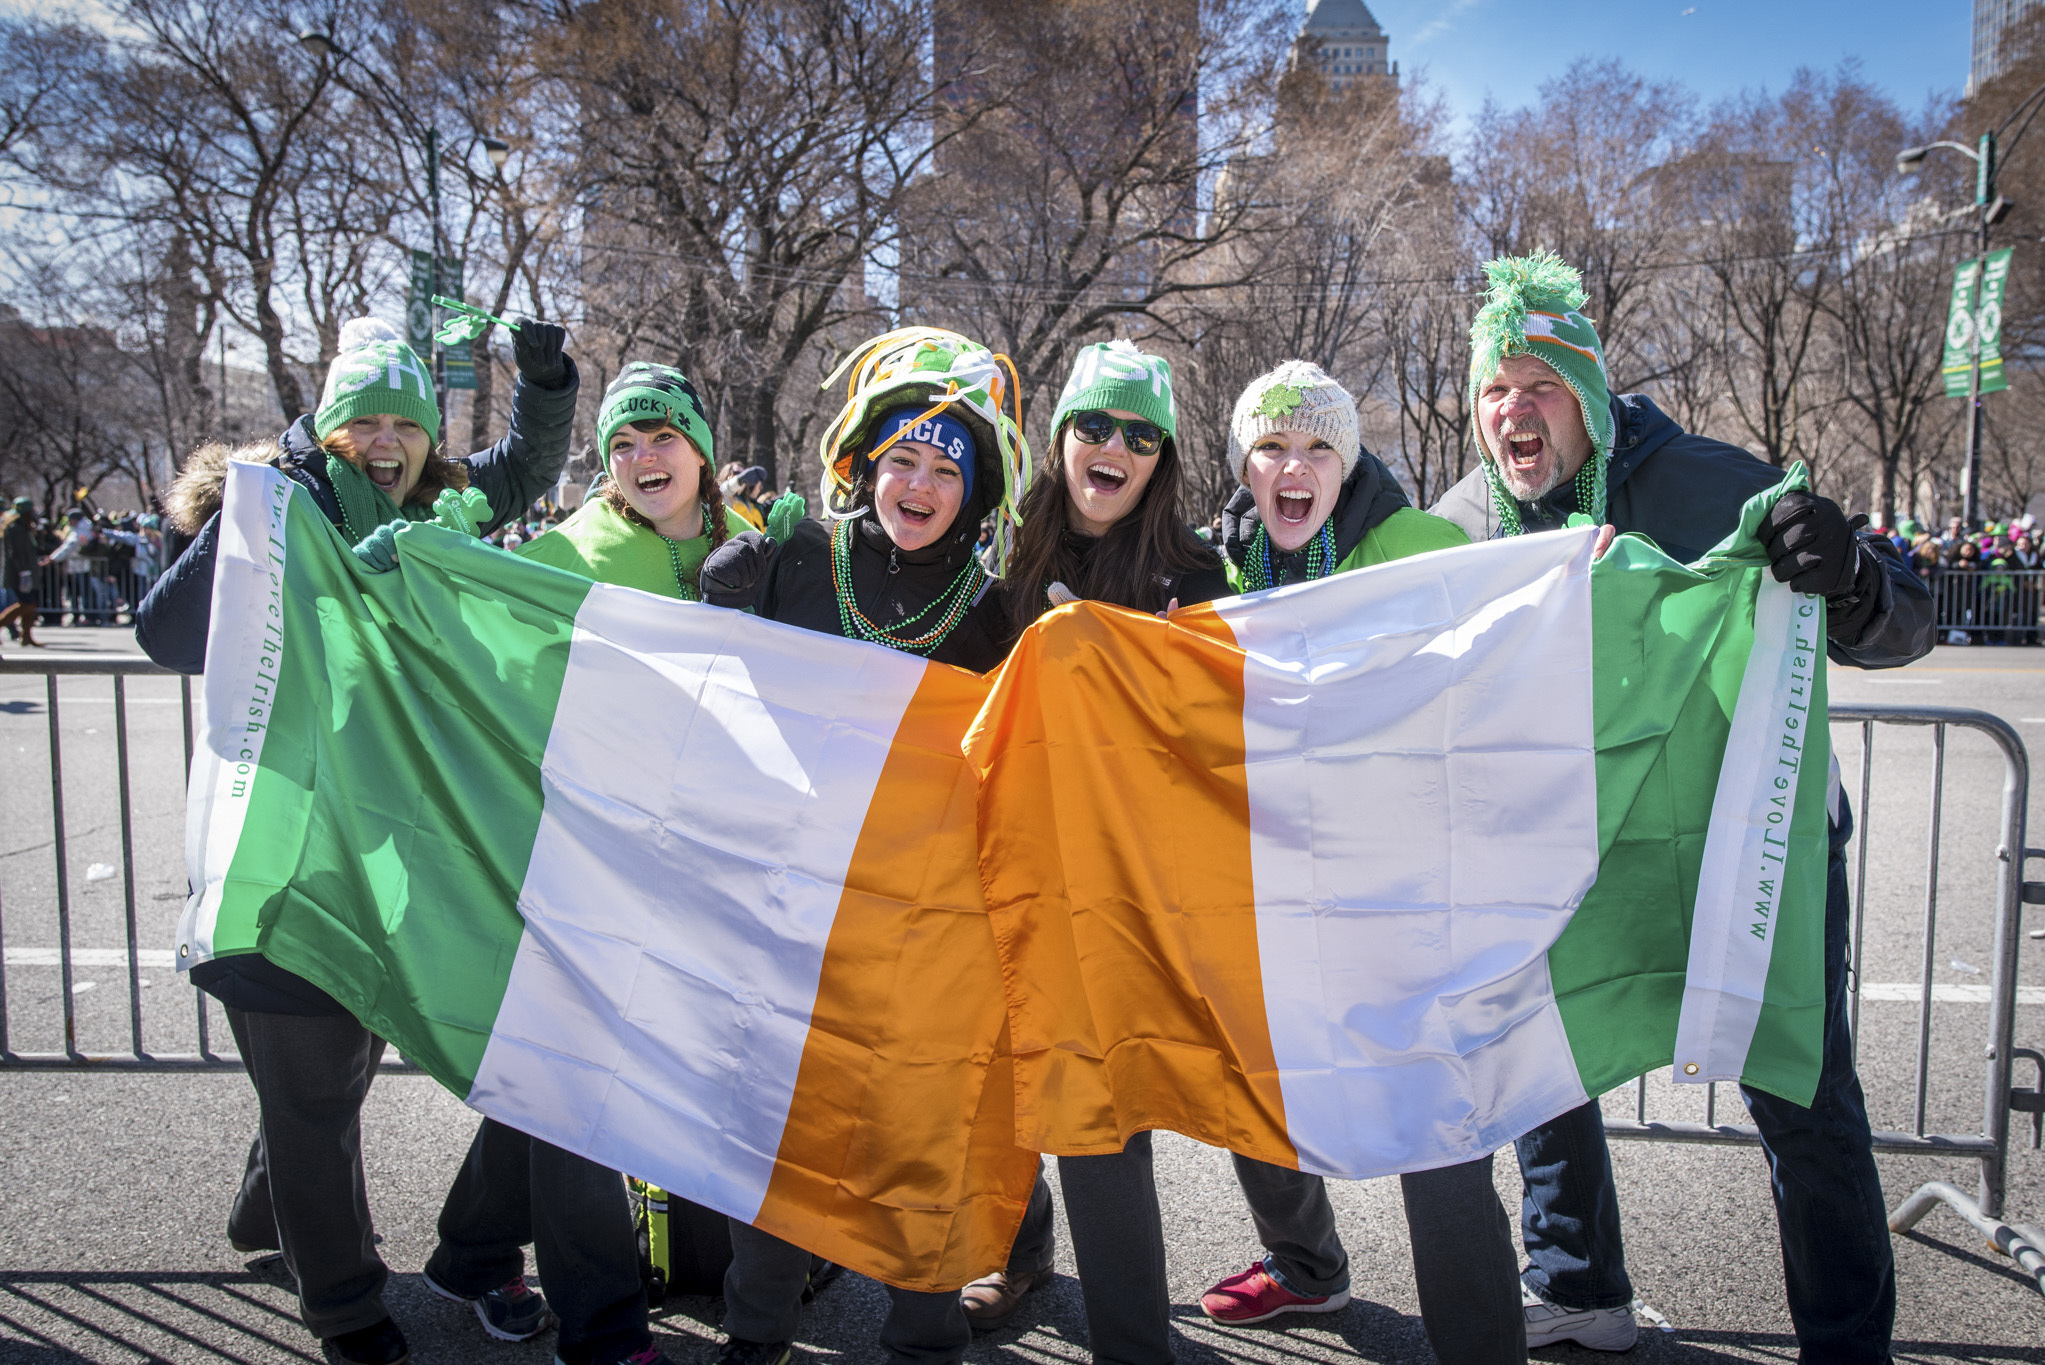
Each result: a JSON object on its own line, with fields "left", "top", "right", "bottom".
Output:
{"left": 765, "top": 491, "right": 808, "bottom": 544}
{"left": 432, "top": 295, "right": 519, "bottom": 346}
{"left": 1256, "top": 382, "right": 1308, "bottom": 419}
{"left": 432, "top": 486, "right": 493, "bottom": 539}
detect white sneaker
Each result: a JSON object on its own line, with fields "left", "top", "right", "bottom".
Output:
{"left": 1522, "top": 1284, "right": 1638, "bottom": 1351}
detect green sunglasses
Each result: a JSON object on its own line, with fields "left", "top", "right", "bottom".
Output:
{"left": 1070, "top": 409, "right": 1166, "bottom": 458}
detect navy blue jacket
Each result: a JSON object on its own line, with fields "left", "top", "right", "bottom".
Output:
{"left": 137, "top": 364, "right": 578, "bottom": 675}
{"left": 142, "top": 363, "right": 579, "bottom": 1014}
{"left": 1429, "top": 391, "right": 1936, "bottom": 670}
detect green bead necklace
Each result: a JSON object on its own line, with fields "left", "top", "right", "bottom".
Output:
{"left": 658, "top": 505, "right": 715, "bottom": 602}
{"left": 1243, "top": 521, "right": 1335, "bottom": 592}
{"left": 830, "top": 518, "right": 984, "bottom": 654}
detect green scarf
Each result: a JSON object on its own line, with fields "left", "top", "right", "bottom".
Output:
{"left": 518, "top": 498, "right": 752, "bottom": 599}
{"left": 326, "top": 447, "right": 435, "bottom": 545}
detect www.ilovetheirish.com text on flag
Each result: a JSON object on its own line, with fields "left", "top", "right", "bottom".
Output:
{"left": 179, "top": 462, "right": 1827, "bottom": 1289}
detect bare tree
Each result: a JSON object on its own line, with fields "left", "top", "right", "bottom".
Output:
{"left": 549, "top": 0, "right": 956, "bottom": 486}
{"left": 1463, "top": 59, "right": 1697, "bottom": 392}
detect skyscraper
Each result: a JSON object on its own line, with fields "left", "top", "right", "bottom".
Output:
{"left": 1973, "top": 0, "right": 2043, "bottom": 93}
{"left": 1296, "top": 0, "right": 1394, "bottom": 91}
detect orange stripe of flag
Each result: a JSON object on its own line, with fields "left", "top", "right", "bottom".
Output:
{"left": 967, "top": 602, "right": 1297, "bottom": 1167}
{"left": 755, "top": 662, "right": 1040, "bottom": 1292}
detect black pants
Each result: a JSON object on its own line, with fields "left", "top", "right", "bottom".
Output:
{"left": 1232, "top": 1152, "right": 1525, "bottom": 1364}
{"left": 723, "top": 1220, "right": 969, "bottom": 1365}
{"left": 1517, "top": 835, "right": 1895, "bottom": 1362}
{"left": 1011, "top": 1133, "right": 1172, "bottom": 1365}
{"left": 224, "top": 1007, "right": 389, "bottom": 1340}
{"left": 426, "top": 1117, "right": 650, "bottom": 1365}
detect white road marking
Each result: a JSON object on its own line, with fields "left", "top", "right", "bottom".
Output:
{"left": 4, "top": 948, "right": 177, "bottom": 967}
{"left": 1859, "top": 982, "right": 2045, "bottom": 1004}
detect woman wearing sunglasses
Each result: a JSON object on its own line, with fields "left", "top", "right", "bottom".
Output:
{"left": 960, "top": 341, "right": 1222, "bottom": 1365}
{"left": 1000, "top": 340, "right": 1226, "bottom": 627}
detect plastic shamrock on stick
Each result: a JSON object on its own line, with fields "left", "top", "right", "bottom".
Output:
{"left": 431, "top": 486, "right": 493, "bottom": 539}
{"left": 432, "top": 295, "right": 520, "bottom": 347}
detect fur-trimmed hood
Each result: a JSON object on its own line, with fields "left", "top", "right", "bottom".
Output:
{"left": 164, "top": 439, "right": 279, "bottom": 538}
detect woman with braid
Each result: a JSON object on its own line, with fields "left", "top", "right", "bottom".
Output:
{"left": 520, "top": 363, "right": 751, "bottom": 597}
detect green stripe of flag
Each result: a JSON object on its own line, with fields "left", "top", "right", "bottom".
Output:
{"left": 194, "top": 467, "right": 594, "bottom": 1092}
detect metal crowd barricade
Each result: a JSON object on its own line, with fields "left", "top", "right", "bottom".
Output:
{"left": 0, "top": 656, "right": 414, "bottom": 1073}
{"left": 0, "top": 655, "right": 225, "bottom": 1068}
{"left": 1925, "top": 566, "right": 2045, "bottom": 643}
{"left": 3, "top": 659, "right": 2042, "bottom": 1285}
{"left": 1603, "top": 704, "right": 2045, "bottom": 1295}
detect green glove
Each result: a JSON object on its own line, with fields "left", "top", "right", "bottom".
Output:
{"left": 432, "top": 487, "right": 493, "bottom": 539}
{"left": 352, "top": 519, "right": 406, "bottom": 573}
{"left": 765, "top": 491, "right": 807, "bottom": 545}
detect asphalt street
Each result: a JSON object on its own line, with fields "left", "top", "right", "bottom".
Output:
{"left": 3, "top": 625, "right": 2045, "bottom": 1363}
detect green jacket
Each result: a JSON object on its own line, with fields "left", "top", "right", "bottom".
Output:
{"left": 1220, "top": 453, "right": 1467, "bottom": 592}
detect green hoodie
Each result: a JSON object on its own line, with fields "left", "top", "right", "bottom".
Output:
{"left": 520, "top": 498, "right": 753, "bottom": 600}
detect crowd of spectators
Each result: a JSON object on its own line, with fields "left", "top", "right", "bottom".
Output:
{"left": 0, "top": 499, "right": 169, "bottom": 633}
{"left": 1873, "top": 513, "right": 2044, "bottom": 644}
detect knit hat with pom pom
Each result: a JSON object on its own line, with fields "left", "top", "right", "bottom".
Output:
{"left": 315, "top": 317, "right": 440, "bottom": 443}
{"left": 1229, "top": 360, "right": 1359, "bottom": 483}
{"left": 1466, "top": 252, "right": 1612, "bottom": 532}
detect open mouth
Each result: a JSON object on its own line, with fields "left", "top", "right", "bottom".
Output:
{"left": 895, "top": 497, "right": 936, "bottom": 528}
{"left": 1275, "top": 489, "right": 1313, "bottom": 525}
{"left": 635, "top": 472, "right": 672, "bottom": 494}
{"left": 367, "top": 458, "right": 403, "bottom": 491}
{"left": 1085, "top": 462, "right": 1128, "bottom": 495}
{"left": 1504, "top": 430, "right": 1545, "bottom": 471}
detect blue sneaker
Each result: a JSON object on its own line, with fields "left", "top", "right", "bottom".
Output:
{"left": 423, "top": 1267, "right": 553, "bottom": 1342}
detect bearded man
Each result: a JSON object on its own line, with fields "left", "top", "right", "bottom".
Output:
{"left": 1431, "top": 253, "right": 1933, "bottom": 1363}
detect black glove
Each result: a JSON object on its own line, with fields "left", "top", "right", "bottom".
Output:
{"left": 700, "top": 530, "right": 776, "bottom": 609}
{"left": 1758, "top": 491, "right": 1860, "bottom": 598}
{"left": 510, "top": 318, "right": 569, "bottom": 390}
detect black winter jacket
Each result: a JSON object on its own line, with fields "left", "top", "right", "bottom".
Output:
{"left": 136, "top": 363, "right": 580, "bottom": 676}
{"left": 1428, "top": 391, "right": 1935, "bottom": 670}
{"left": 141, "top": 363, "right": 580, "bottom": 1015}
{"left": 759, "top": 512, "right": 1012, "bottom": 674}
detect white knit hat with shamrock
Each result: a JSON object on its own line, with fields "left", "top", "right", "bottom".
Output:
{"left": 1229, "top": 360, "right": 1359, "bottom": 483}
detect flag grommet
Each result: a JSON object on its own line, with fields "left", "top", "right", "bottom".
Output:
{"left": 1683, "top": 1062, "right": 1699, "bottom": 1075}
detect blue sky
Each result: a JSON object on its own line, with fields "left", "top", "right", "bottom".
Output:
{"left": 1362, "top": 0, "right": 1971, "bottom": 127}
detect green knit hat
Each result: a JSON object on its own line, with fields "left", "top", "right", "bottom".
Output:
{"left": 1050, "top": 340, "right": 1177, "bottom": 441}
{"left": 599, "top": 363, "right": 715, "bottom": 465}
{"left": 314, "top": 318, "right": 440, "bottom": 444}
{"left": 1467, "top": 252, "right": 1613, "bottom": 533}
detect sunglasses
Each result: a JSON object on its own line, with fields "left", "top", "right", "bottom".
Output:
{"left": 1070, "top": 409, "right": 1165, "bottom": 458}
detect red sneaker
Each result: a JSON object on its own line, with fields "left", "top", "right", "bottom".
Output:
{"left": 1200, "top": 1261, "right": 1351, "bottom": 1325}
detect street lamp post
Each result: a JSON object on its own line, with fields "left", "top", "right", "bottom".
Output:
{"left": 1899, "top": 84, "right": 2044, "bottom": 529}
{"left": 297, "top": 30, "right": 478, "bottom": 422}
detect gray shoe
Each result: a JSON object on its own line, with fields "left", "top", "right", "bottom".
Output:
{"left": 1522, "top": 1284, "right": 1638, "bottom": 1351}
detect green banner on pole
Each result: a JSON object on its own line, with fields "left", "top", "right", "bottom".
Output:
{"left": 1943, "top": 247, "right": 2012, "bottom": 399}
{"left": 407, "top": 249, "right": 476, "bottom": 392}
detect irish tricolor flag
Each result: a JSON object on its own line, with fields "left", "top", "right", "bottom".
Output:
{"left": 970, "top": 502, "right": 1828, "bottom": 1177}
{"left": 179, "top": 461, "right": 1828, "bottom": 1289}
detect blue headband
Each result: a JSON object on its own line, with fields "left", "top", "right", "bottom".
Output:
{"left": 869, "top": 406, "right": 976, "bottom": 502}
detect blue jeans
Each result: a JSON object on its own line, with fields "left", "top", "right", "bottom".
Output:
{"left": 1516, "top": 812, "right": 1896, "bottom": 1362}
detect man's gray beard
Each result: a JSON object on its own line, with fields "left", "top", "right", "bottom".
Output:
{"left": 1495, "top": 449, "right": 1568, "bottom": 504}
